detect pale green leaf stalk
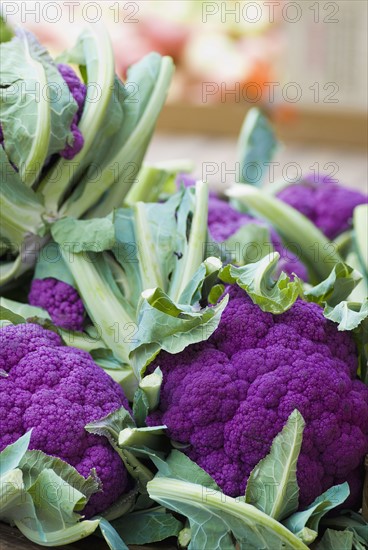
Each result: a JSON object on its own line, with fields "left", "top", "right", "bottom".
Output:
{"left": 169, "top": 181, "right": 209, "bottom": 302}
{"left": 119, "top": 426, "right": 167, "bottom": 452}
{"left": 134, "top": 202, "right": 166, "bottom": 290}
{"left": 139, "top": 367, "right": 163, "bottom": 410}
{"left": 40, "top": 24, "right": 115, "bottom": 211}
{"left": 60, "top": 249, "right": 134, "bottom": 367}
{"left": 17, "top": 32, "right": 50, "bottom": 186}
{"left": 15, "top": 518, "right": 100, "bottom": 547}
{"left": 237, "top": 107, "right": 279, "bottom": 187}
{"left": 85, "top": 57, "right": 175, "bottom": 219}
{"left": 226, "top": 184, "right": 342, "bottom": 281}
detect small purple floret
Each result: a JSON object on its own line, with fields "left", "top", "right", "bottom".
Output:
{"left": 29, "top": 278, "right": 85, "bottom": 332}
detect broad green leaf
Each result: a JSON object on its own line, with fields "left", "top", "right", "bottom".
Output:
{"left": 41, "top": 25, "right": 116, "bottom": 211}
{"left": 321, "top": 511, "right": 368, "bottom": 542}
{"left": 130, "top": 291, "right": 229, "bottom": 377}
{"left": 113, "top": 208, "right": 142, "bottom": 307}
{"left": 246, "top": 410, "right": 305, "bottom": 521}
{"left": 219, "top": 223, "right": 272, "bottom": 266}
{"left": 0, "top": 468, "right": 24, "bottom": 517}
{"left": 52, "top": 216, "right": 116, "bottom": 253}
{"left": 220, "top": 252, "right": 302, "bottom": 314}
{"left": 133, "top": 388, "right": 150, "bottom": 427}
{"left": 85, "top": 408, "right": 154, "bottom": 494}
{"left": 100, "top": 487, "right": 138, "bottom": 522}
{"left": 153, "top": 450, "right": 220, "bottom": 490}
{"left": 169, "top": 182, "right": 209, "bottom": 302}
{"left": 0, "top": 436, "right": 100, "bottom": 546}
{"left": 179, "top": 257, "right": 222, "bottom": 306}
{"left": 324, "top": 300, "right": 368, "bottom": 331}
{"left": 19, "top": 450, "right": 100, "bottom": 508}
{"left": 85, "top": 407, "right": 135, "bottom": 444}
{"left": 147, "top": 477, "right": 309, "bottom": 550}
{"left": 34, "top": 242, "right": 76, "bottom": 287}
{"left": 110, "top": 508, "right": 183, "bottom": 545}
{"left": 99, "top": 518, "right": 129, "bottom": 550}
{"left": 283, "top": 483, "right": 350, "bottom": 538}
{"left": 0, "top": 31, "right": 49, "bottom": 185}
{"left": 304, "top": 263, "right": 362, "bottom": 306}
{"left": 0, "top": 305, "right": 26, "bottom": 325}
{"left": 87, "top": 54, "right": 174, "bottom": 218}
{"left": 237, "top": 108, "right": 279, "bottom": 187}
{"left": 19, "top": 30, "right": 77, "bottom": 159}
{"left": 0, "top": 297, "right": 50, "bottom": 322}
{"left": 0, "top": 148, "right": 46, "bottom": 250}
{"left": 316, "top": 528, "right": 353, "bottom": 550}
{"left": 0, "top": 431, "right": 32, "bottom": 476}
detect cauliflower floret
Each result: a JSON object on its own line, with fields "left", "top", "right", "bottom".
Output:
{"left": 29, "top": 278, "right": 85, "bottom": 331}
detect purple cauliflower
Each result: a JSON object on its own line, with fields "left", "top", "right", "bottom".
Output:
{"left": 277, "top": 174, "right": 368, "bottom": 240}
{"left": 176, "top": 174, "right": 308, "bottom": 280}
{"left": 148, "top": 286, "right": 368, "bottom": 509}
{"left": 57, "top": 63, "right": 86, "bottom": 160}
{"left": 0, "top": 323, "right": 130, "bottom": 517}
{"left": 29, "top": 278, "right": 85, "bottom": 332}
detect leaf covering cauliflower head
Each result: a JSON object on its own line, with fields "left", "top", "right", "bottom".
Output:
{"left": 148, "top": 286, "right": 368, "bottom": 508}
{"left": 0, "top": 323, "right": 130, "bottom": 517}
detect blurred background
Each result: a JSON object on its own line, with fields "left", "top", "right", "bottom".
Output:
{"left": 2, "top": 0, "right": 367, "bottom": 191}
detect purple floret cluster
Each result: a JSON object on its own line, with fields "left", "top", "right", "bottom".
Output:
{"left": 29, "top": 278, "right": 85, "bottom": 332}
{"left": 57, "top": 63, "right": 87, "bottom": 160}
{"left": 148, "top": 286, "right": 368, "bottom": 509}
{"left": 0, "top": 323, "right": 130, "bottom": 517}
{"left": 277, "top": 174, "right": 368, "bottom": 240}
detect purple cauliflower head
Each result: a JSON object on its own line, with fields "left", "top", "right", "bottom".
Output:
{"left": 0, "top": 323, "right": 129, "bottom": 517}
{"left": 277, "top": 174, "right": 368, "bottom": 240}
{"left": 29, "top": 278, "right": 85, "bottom": 332}
{"left": 57, "top": 63, "right": 87, "bottom": 160}
{"left": 148, "top": 286, "right": 368, "bottom": 509}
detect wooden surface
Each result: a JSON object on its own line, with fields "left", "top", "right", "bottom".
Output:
{"left": 156, "top": 103, "right": 368, "bottom": 148}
